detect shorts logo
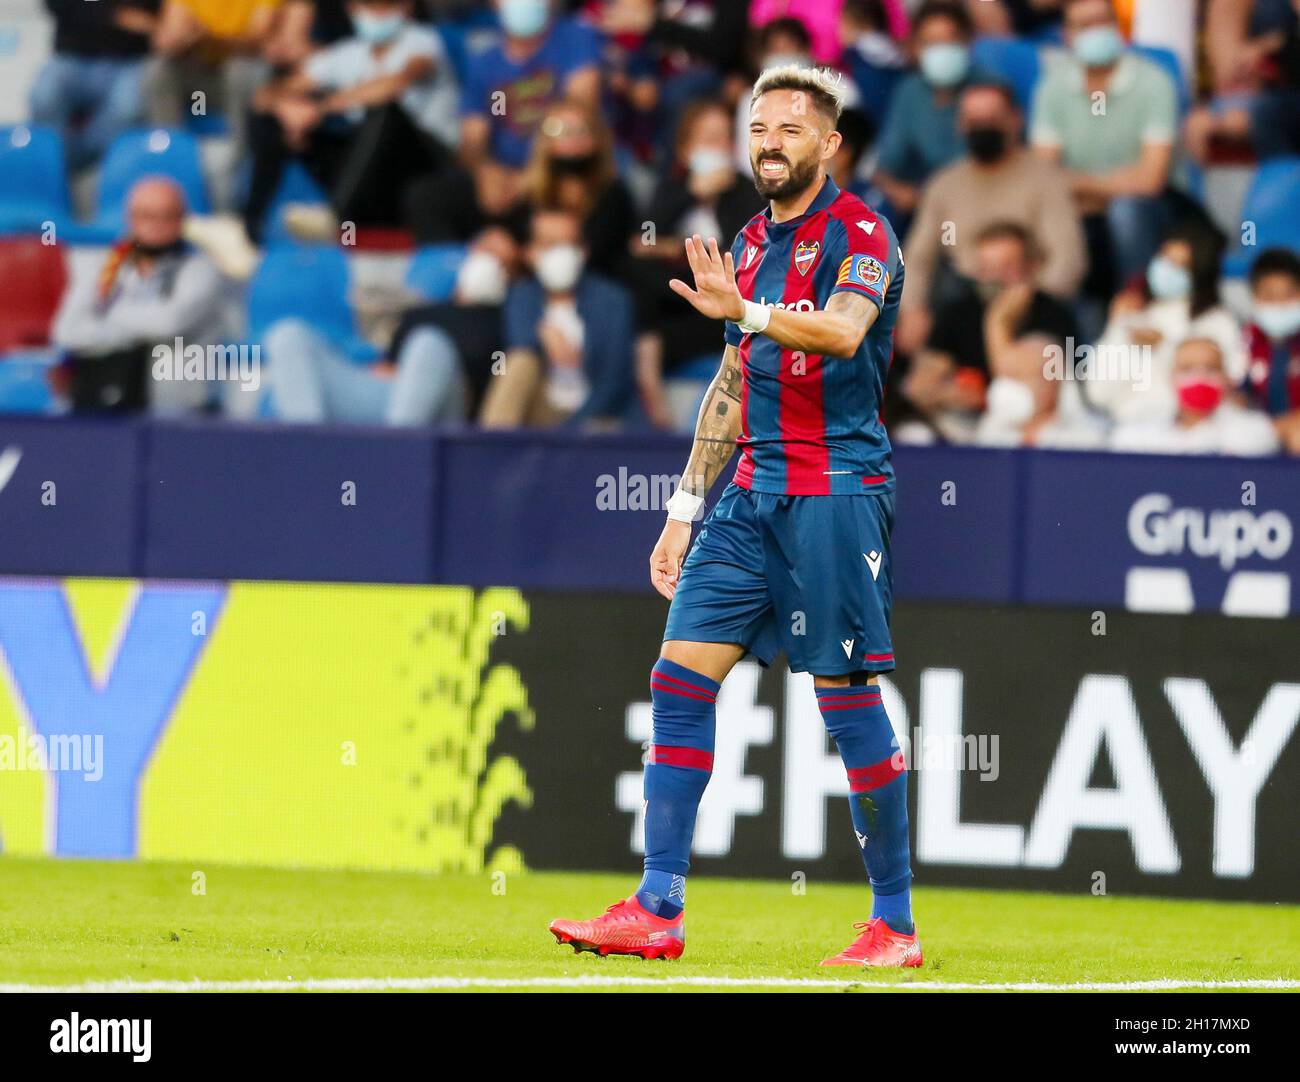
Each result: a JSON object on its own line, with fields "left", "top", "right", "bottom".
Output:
{"left": 840, "top": 638, "right": 854, "bottom": 658}
{"left": 793, "top": 240, "right": 819, "bottom": 276}
{"left": 864, "top": 550, "right": 882, "bottom": 581}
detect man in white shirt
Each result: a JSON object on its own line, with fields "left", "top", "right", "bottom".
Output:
{"left": 1031, "top": 0, "right": 1180, "bottom": 298}
{"left": 1111, "top": 336, "right": 1280, "bottom": 456}
{"left": 243, "top": 0, "right": 458, "bottom": 240}
{"left": 52, "top": 177, "right": 228, "bottom": 413}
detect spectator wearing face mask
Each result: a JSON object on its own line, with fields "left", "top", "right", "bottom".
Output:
{"left": 261, "top": 229, "right": 522, "bottom": 426}
{"left": 1241, "top": 248, "right": 1300, "bottom": 454}
{"left": 870, "top": 1, "right": 990, "bottom": 221}
{"left": 973, "top": 323, "right": 1108, "bottom": 449}
{"left": 1031, "top": 0, "right": 1180, "bottom": 299}
{"left": 899, "top": 223, "right": 1080, "bottom": 445}
{"left": 896, "top": 81, "right": 1086, "bottom": 355}
{"left": 456, "top": 0, "right": 602, "bottom": 231}
{"left": 509, "top": 99, "right": 636, "bottom": 277}
{"left": 243, "top": 0, "right": 460, "bottom": 241}
{"left": 1087, "top": 222, "right": 1244, "bottom": 425}
{"left": 415, "top": 97, "right": 634, "bottom": 260}
{"left": 480, "top": 208, "right": 633, "bottom": 428}
{"left": 627, "top": 99, "right": 765, "bottom": 427}
{"left": 1111, "top": 336, "right": 1279, "bottom": 456}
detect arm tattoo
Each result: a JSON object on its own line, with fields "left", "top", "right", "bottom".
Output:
{"left": 681, "top": 345, "right": 743, "bottom": 496}
{"left": 825, "top": 289, "right": 880, "bottom": 338}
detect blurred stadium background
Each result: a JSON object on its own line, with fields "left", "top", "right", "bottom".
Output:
{"left": 0, "top": 0, "right": 1297, "bottom": 986}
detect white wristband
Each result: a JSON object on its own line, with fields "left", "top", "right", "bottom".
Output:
{"left": 665, "top": 488, "right": 705, "bottom": 523}
{"left": 737, "top": 299, "right": 772, "bottom": 335}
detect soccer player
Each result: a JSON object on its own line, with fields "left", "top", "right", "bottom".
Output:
{"left": 549, "top": 66, "right": 918, "bottom": 968}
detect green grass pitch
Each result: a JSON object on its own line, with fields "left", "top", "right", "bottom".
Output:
{"left": 1, "top": 857, "right": 1296, "bottom": 992}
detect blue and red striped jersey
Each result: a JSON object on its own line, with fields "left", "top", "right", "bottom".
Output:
{"left": 723, "top": 177, "right": 903, "bottom": 496}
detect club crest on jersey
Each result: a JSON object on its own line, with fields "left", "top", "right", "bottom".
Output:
{"left": 793, "top": 240, "right": 820, "bottom": 276}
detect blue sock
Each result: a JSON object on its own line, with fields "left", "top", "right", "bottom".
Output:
{"left": 637, "top": 658, "right": 718, "bottom": 920}
{"left": 815, "top": 684, "right": 914, "bottom": 935}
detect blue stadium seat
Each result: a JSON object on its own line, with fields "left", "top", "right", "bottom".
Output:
{"left": 405, "top": 244, "right": 468, "bottom": 302}
{"left": 1132, "top": 44, "right": 1190, "bottom": 114}
{"left": 971, "top": 36, "right": 1041, "bottom": 112}
{"left": 0, "top": 349, "right": 59, "bottom": 414}
{"left": 247, "top": 243, "right": 379, "bottom": 363}
{"left": 0, "top": 125, "right": 71, "bottom": 236}
{"left": 260, "top": 161, "right": 331, "bottom": 246}
{"left": 64, "top": 128, "right": 211, "bottom": 243}
{"left": 1224, "top": 157, "right": 1300, "bottom": 277}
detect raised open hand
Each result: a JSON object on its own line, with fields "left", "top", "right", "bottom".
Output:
{"left": 669, "top": 234, "right": 746, "bottom": 323}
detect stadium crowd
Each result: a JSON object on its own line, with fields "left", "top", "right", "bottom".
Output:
{"left": 2, "top": 0, "right": 1299, "bottom": 456}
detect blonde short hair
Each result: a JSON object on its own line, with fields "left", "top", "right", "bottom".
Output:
{"left": 750, "top": 64, "right": 846, "bottom": 125}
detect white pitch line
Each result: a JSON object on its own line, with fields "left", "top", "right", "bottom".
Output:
{"left": 1, "top": 976, "right": 1297, "bottom": 993}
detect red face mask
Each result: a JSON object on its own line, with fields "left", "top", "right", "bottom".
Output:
{"left": 1176, "top": 379, "right": 1224, "bottom": 414}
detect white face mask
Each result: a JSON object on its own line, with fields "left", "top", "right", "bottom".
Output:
{"left": 455, "top": 249, "right": 507, "bottom": 305}
{"left": 1147, "top": 255, "right": 1192, "bottom": 301}
{"left": 535, "top": 243, "right": 584, "bottom": 293}
{"left": 919, "top": 43, "right": 971, "bottom": 88}
{"left": 353, "top": 11, "right": 405, "bottom": 45}
{"left": 985, "top": 377, "right": 1036, "bottom": 425}
{"left": 688, "top": 148, "right": 732, "bottom": 178}
{"left": 1254, "top": 301, "right": 1300, "bottom": 341}
{"left": 499, "top": 0, "right": 549, "bottom": 38}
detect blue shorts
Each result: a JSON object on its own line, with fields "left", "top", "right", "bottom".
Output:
{"left": 663, "top": 484, "right": 896, "bottom": 676}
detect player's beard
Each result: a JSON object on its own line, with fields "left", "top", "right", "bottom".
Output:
{"left": 752, "top": 151, "right": 820, "bottom": 202}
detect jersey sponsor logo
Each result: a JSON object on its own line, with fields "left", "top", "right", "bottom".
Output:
{"left": 837, "top": 255, "right": 888, "bottom": 295}
{"left": 864, "top": 550, "right": 883, "bottom": 581}
{"left": 755, "top": 296, "right": 817, "bottom": 313}
{"left": 793, "top": 239, "right": 819, "bottom": 276}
